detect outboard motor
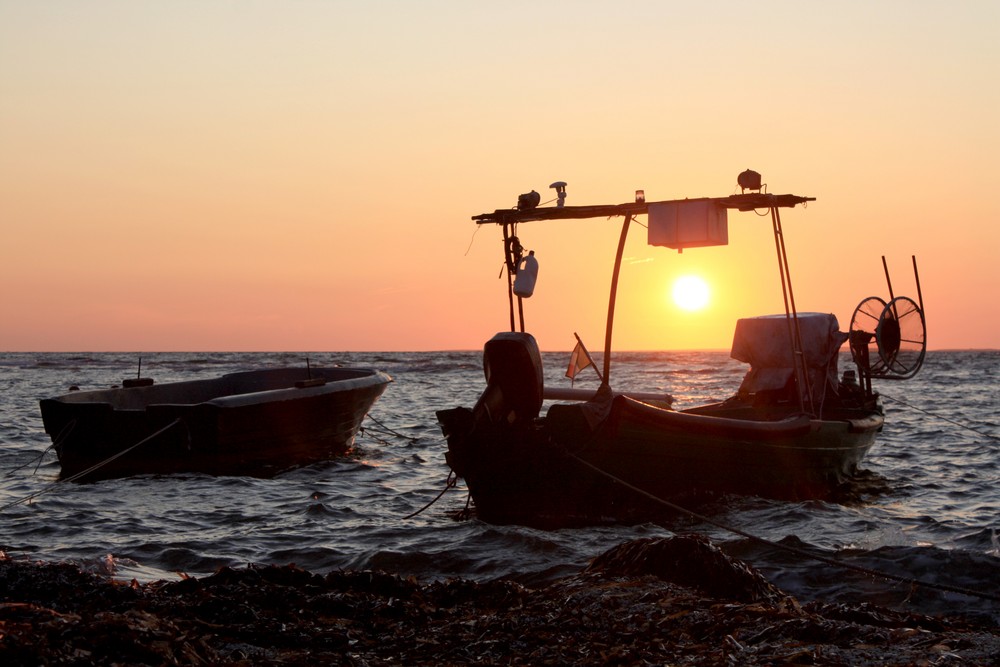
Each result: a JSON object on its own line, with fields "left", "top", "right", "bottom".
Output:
{"left": 474, "top": 332, "right": 544, "bottom": 429}
{"left": 437, "top": 332, "right": 544, "bottom": 479}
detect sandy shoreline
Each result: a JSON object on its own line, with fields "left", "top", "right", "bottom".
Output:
{"left": 2, "top": 536, "right": 998, "bottom": 666}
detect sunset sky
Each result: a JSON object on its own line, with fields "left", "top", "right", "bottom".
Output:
{"left": 2, "top": 1, "right": 997, "bottom": 352}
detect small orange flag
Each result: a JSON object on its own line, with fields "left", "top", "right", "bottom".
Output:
{"left": 566, "top": 340, "right": 593, "bottom": 380}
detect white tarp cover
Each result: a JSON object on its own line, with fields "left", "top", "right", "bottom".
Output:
{"left": 647, "top": 200, "right": 728, "bottom": 249}
{"left": 730, "top": 313, "right": 848, "bottom": 398}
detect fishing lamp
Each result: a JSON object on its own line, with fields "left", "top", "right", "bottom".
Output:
{"left": 550, "top": 181, "right": 567, "bottom": 207}
{"left": 517, "top": 190, "right": 541, "bottom": 210}
{"left": 737, "top": 169, "right": 762, "bottom": 193}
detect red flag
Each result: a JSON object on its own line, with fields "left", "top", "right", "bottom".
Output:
{"left": 566, "top": 340, "right": 593, "bottom": 380}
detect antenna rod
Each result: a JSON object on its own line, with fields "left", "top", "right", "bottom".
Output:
{"left": 882, "top": 255, "right": 902, "bottom": 322}
{"left": 881, "top": 256, "right": 896, "bottom": 302}
{"left": 912, "top": 255, "right": 925, "bottom": 315}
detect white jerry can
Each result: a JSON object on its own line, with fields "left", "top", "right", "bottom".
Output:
{"left": 512, "top": 251, "right": 538, "bottom": 298}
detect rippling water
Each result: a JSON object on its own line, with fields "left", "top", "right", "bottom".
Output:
{"left": 1, "top": 350, "right": 997, "bottom": 622}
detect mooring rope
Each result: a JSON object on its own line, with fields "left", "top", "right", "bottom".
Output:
{"left": 402, "top": 470, "right": 458, "bottom": 520}
{"left": 360, "top": 412, "right": 457, "bottom": 519}
{"left": 2, "top": 419, "right": 77, "bottom": 480}
{"left": 565, "top": 451, "right": 1000, "bottom": 604}
{"left": 0, "top": 418, "right": 183, "bottom": 513}
{"left": 4, "top": 444, "right": 54, "bottom": 479}
{"left": 881, "top": 392, "right": 1000, "bottom": 442}
{"left": 362, "top": 413, "right": 420, "bottom": 443}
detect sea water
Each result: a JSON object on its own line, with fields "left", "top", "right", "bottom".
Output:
{"left": 1, "top": 350, "right": 997, "bottom": 621}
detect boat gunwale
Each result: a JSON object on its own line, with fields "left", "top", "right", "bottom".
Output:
{"left": 208, "top": 371, "right": 391, "bottom": 408}
{"left": 41, "top": 367, "right": 392, "bottom": 411}
{"left": 615, "top": 395, "right": 814, "bottom": 440}
{"left": 677, "top": 399, "right": 886, "bottom": 435}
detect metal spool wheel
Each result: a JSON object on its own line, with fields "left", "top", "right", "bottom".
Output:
{"left": 876, "top": 296, "right": 926, "bottom": 379}
{"left": 850, "top": 295, "right": 926, "bottom": 380}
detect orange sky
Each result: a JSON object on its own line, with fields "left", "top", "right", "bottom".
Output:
{"left": 2, "top": 2, "right": 998, "bottom": 352}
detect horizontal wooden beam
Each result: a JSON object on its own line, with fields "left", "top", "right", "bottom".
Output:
{"left": 472, "top": 193, "right": 815, "bottom": 225}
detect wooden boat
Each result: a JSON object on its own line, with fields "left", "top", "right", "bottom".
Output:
{"left": 437, "top": 173, "right": 926, "bottom": 526}
{"left": 40, "top": 366, "right": 391, "bottom": 481}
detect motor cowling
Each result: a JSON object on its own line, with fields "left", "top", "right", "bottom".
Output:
{"left": 474, "top": 332, "right": 544, "bottom": 427}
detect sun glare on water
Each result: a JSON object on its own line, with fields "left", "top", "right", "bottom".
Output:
{"left": 671, "top": 275, "right": 710, "bottom": 311}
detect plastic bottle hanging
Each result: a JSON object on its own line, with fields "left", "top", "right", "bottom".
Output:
{"left": 512, "top": 251, "right": 538, "bottom": 298}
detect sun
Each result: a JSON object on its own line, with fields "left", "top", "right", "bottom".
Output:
{"left": 671, "top": 275, "right": 710, "bottom": 311}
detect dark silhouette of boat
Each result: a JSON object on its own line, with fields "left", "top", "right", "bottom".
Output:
{"left": 437, "top": 173, "right": 926, "bottom": 526}
{"left": 41, "top": 366, "right": 391, "bottom": 481}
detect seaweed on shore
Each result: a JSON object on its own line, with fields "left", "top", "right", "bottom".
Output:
{"left": 2, "top": 536, "right": 998, "bottom": 666}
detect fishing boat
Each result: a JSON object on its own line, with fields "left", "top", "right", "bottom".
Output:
{"left": 41, "top": 366, "right": 392, "bottom": 481}
{"left": 437, "top": 172, "right": 927, "bottom": 526}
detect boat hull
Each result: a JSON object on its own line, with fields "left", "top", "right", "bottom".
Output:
{"left": 439, "top": 395, "right": 883, "bottom": 527}
{"left": 40, "top": 367, "right": 391, "bottom": 481}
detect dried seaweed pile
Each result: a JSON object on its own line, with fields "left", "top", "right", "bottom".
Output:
{"left": 2, "top": 536, "right": 998, "bottom": 666}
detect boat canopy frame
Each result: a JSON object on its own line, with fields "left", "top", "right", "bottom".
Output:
{"left": 473, "top": 192, "right": 819, "bottom": 415}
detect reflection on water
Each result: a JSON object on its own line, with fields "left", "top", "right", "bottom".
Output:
{"left": 1, "top": 350, "right": 997, "bottom": 621}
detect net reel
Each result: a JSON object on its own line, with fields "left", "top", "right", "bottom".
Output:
{"left": 849, "top": 257, "right": 926, "bottom": 383}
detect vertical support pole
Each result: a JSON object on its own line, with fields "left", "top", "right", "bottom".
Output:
{"left": 771, "top": 207, "right": 814, "bottom": 415}
{"left": 502, "top": 224, "right": 516, "bottom": 332}
{"left": 603, "top": 214, "right": 632, "bottom": 385}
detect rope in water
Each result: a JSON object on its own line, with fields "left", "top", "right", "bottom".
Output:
{"left": 2, "top": 444, "right": 54, "bottom": 480}
{"left": 403, "top": 470, "right": 458, "bottom": 520}
{"left": 0, "top": 418, "right": 183, "bottom": 513}
{"left": 565, "top": 451, "right": 1000, "bottom": 603}
{"left": 360, "top": 412, "right": 420, "bottom": 445}
{"left": 881, "top": 392, "right": 1000, "bottom": 442}
{"left": 1, "top": 419, "right": 78, "bottom": 480}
